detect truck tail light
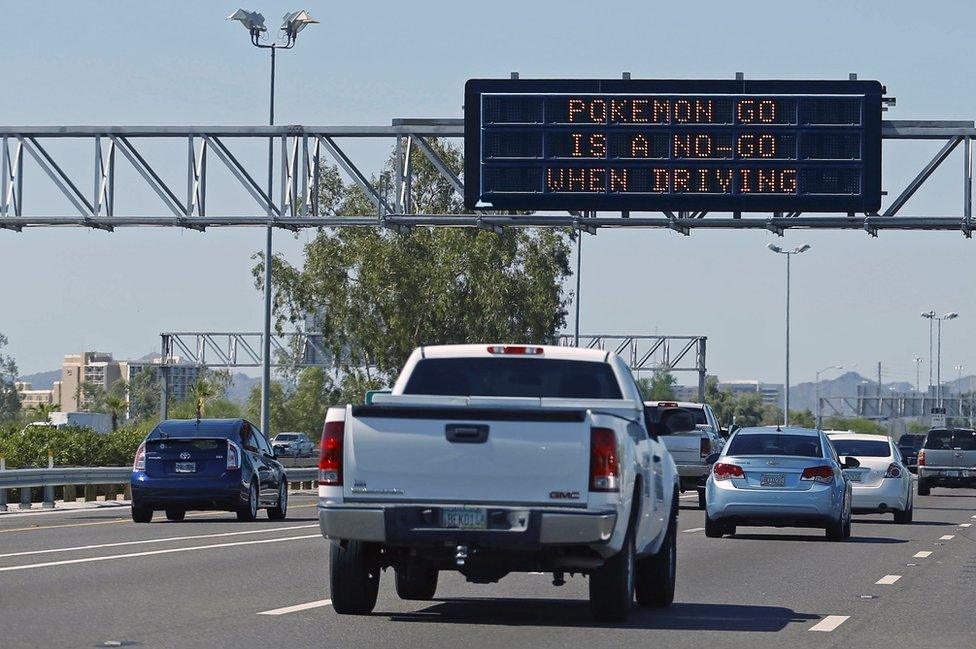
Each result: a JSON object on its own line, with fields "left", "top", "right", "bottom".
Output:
{"left": 801, "top": 465, "right": 834, "bottom": 484}
{"left": 712, "top": 463, "right": 744, "bottom": 481}
{"left": 226, "top": 440, "right": 241, "bottom": 471}
{"left": 319, "top": 420, "right": 344, "bottom": 486}
{"left": 884, "top": 463, "right": 902, "bottom": 479}
{"left": 917, "top": 449, "right": 925, "bottom": 467}
{"left": 589, "top": 427, "right": 619, "bottom": 492}
{"left": 132, "top": 442, "right": 146, "bottom": 472}
{"left": 700, "top": 437, "right": 710, "bottom": 459}
{"left": 487, "top": 345, "right": 543, "bottom": 355}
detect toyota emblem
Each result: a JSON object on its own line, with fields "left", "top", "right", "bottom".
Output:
{"left": 179, "top": 452, "right": 191, "bottom": 460}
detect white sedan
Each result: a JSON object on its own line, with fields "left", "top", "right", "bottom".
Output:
{"left": 827, "top": 433, "right": 914, "bottom": 523}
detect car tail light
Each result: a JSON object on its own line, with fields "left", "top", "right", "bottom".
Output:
{"left": 917, "top": 449, "right": 925, "bottom": 466}
{"left": 712, "top": 462, "right": 744, "bottom": 481}
{"left": 319, "top": 420, "right": 344, "bottom": 486}
{"left": 226, "top": 440, "right": 241, "bottom": 470}
{"left": 884, "top": 463, "right": 902, "bottom": 479}
{"left": 132, "top": 442, "right": 146, "bottom": 472}
{"left": 487, "top": 345, "right": 543, "bottom": 355}
{"left": 589, "top": 427, "right": 619, "bottom": 492}
{"left": 801, "top": 465, "right": 834, "bottom": 484}
{"left": 700, "top": 437, "right": 710, "bottom": 459}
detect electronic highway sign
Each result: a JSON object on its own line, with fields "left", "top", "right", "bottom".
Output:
{"left": 464, "top": 79, "right": 883, "bottom": 213}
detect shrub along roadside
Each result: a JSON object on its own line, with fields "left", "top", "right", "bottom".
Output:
{"left": 0, "top": 421, "right": 152, "bottom": 469}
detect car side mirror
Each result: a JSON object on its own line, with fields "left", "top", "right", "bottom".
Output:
{"left": 719, "top": 429, "right": 730, "bottom": 440}
{"left": 842, "top": 456, "right": 860, "bottom": 469}
{"left": 705, "top": 453, "right": 720, "bottom": 465}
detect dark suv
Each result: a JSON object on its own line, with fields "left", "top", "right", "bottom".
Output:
{"left": 897, "top": 434, "right": 925, "bottom": 473}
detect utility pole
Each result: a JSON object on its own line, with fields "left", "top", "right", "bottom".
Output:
{"left": 877, "top": 361, "right": 882, "bottom": 419}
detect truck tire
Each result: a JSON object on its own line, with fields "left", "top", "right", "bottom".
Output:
{"left": 394, "top": 564, "right": 438, "bottom": 601}
{"left": 917, "top": 479, "right": 930, "bottom": 496}
{"left": 636, "top": 495, "right": 677, "bottom": 608}
{"left": 589, "top": 524, "right": 635, "bottom": 622}
{"left": 330, "top": 541, "right": 380, "bottom": 615}
{"left": 131, "top": 503, "right": 153, "bottom": 523}
{"left": 697, "top": 488, "right": 706, "bottom": 510}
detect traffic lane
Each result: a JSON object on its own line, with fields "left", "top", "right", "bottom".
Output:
{"left": 0, "top": 493, "right": 319, "bottom": 555}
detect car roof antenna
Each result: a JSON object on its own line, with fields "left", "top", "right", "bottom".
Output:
{"left": 776, "top": 425, "right": 782, "bottom": 432}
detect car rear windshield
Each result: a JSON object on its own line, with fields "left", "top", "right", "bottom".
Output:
{"left": 646, "top": 406, "right": 708, "bottom": 437}
{"left": 831, "top": 439, "right": 891, "bottom": 458}
{"left": 403, "top": 358, "right": 623, "bottom": 399}
{"left": 727, "top": 433, "right": 822, "bottom": 458}
{"left": 924, "top": 429, "right": 976, "bottom": 450}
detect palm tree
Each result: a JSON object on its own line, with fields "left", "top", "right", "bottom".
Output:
{"left": 191, "top": 379, "right": 219, "bottom": 420}
{"left": 26, "top": 401, "right": 60, "bottom": 423}
{"left": 103, "top": 394, "right": 128, "bottom": 432}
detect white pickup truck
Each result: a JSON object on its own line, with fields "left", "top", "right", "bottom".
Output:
{"left": 318, "top": 344, "right": 680, "bottom": 621}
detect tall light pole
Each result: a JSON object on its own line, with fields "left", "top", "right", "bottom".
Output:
{"left": 913, "top": 356, "right": 922, "bottom": 392}
{"left": 815, "top": 365, "right": 843, "bottom": 429}
{"left": 767, "top": 243, "right": 811, "bottom": 426}
{"left": 922, "top": 311, "right": 959, "bottom": 408}
{"left": 921, "top": 310, "right": 935, "bottom": 395}
{"left": 229, "top": 9, "right": 318, "bottom": 437}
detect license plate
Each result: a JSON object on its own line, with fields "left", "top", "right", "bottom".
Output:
{"left": 175, "top": 462, "right": 196, "bottom": 473}
{"left": 845, "top": 471, "right": 863, "bottom": 482}
{"left": 945, "top": 470, "right": 960, "bottom": 478}
{"left": 760, "top": 473, "right": 786, "bottom": 487}
{"left": 441, "top": 507, "right": 488, "bottom": 529}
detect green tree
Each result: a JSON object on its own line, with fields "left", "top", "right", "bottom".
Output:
{"left": 102, "top": 381, "right": 129, "bottom": 431}
{"left": 788, "top": 409, "right": 816, "bottom": 429}
{"left": 0, "top": 334, "right": 22, "bottom": 421}
{"left": 24, "top": 401, "right": 60, "bottom": 424}
{"left": 254, "top": 138, "right": 573, "bottom": 393}
{"left": 129, "top": 369, "right": 161, "bottom": 422}
{"left": 906, "top": 420, "right": 929, "bottom": 435}
{"left": 245, "top": 381, "right": 291, "bottom": 435}
{"left": 823, "top": 415, "right": 887, "bottom": 435}
{"left": 637, "top": 372, "right": 678, "bottom": 401}
{"left": 734, "top": 392, "right": 769, "bottom": 427}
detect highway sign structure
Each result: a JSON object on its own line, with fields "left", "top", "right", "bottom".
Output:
{"left": 464, "top": 79, "right": 884, "bottom": 213}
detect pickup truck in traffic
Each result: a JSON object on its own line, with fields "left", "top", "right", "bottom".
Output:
{"left": 318, "top": 344, "right": 680, "bottom": 621}
{"left": 917, "top": 427, "right": 976, "bottom": 494}
{"left": 644, "top": 401, "right": 725, "bottom": 509}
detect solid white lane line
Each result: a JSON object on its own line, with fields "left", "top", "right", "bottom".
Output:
{"left": 258, "top": 599, "right": 332, "bottom": 615}
{"left": 913, "top": 551, "right": 933, "bottom": 558}
{"left": 809, "top": 615, "right": 850, "bottom": 632}
{"left": 682, "top": 527, "right": 705, "bottom": 533}
{"left": 0, "top": 534, "right": 318, "bottom": 573}
{"left": 875, "top": 575, "right": 901, "bottom": 585}
{"left": 0, "top": 524, "right": 318, "bottom": 559}
{"left": 940, "top": 535, "right": 955, "bottom": 540}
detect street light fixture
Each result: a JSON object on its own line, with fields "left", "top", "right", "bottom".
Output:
{"left": 767, "top": 242, "right": 812, "bottom": 426}
{"left": 229, "top": 8, "right": 317, "bottom": 437}
{"left": 921, "top": 311, "right": 960, "bottom": 409}
{"left": 815, "top": 365, "right": 843, "bottom": 429}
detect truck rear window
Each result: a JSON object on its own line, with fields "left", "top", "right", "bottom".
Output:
{"left": 645, "top": 406, "right": 708, "bottom": 437}
{"left": 924, "top": 429, "right": 976, "bottom": 450}
{"left": 403, "top": 358, "right": 623, "bottom": 399}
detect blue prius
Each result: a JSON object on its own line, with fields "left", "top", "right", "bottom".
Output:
{"left": 130, "top": 418, "right": 288, "bottom": 523}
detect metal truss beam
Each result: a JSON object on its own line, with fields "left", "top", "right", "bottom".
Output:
{"left": 819, "top": 394, "right": 975, "bottom": 421}
{"left": 1, "top": 119, "right": 975, "bottom": 234}
{"left": 161, "top": 331, "right": 336, "bottom": 368}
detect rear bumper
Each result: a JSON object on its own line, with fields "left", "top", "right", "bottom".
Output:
{"left": 851, "top": 479, "right": 909, "bottom": 513}
{"left": 318, "top": 503, "right": 617, "bottom": 550}
{"left": 706, "top": 480, "right": 840, "bottom": 527}
{"left": 131, "top": 473, "right": 244, "bottom": 510}
{"left": 675, "top": 463, "right": 709, "bottom": 490}
{"left": 919, "top": 467, "right": 976, "bottom": 486}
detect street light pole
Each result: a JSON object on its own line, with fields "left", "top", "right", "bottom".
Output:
{"left": 766, "top": 243, "right": 811, "bottom": 426}
{"left": 922, "top": 311, "right": 959, "bottom": 410}
{"left": 229, "top": 10, "right": 318, "bottom": 437}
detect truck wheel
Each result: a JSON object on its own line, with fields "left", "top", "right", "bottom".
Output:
{"left": 697, "top": 488, "right": 706, "bottom": 510}
{"left": 236, "top": 482, "right": 258, "bottom": 522}
{"left": 165, "top": 509, "right": 185, "bottom": 522}
{"left": 589, "top": 525, "right": 635, "bottom": 622}
{"left": 636, "top": 498, "right": 677, "bottom": 608}
{"left": 131, "top": 503, "right": 153, "bottom": 523}
{"left": 330, "top": 541, "right": 380, "bottom": 615}
{"left": 394, "top": 563, "right": 438, "bottom": 601}
{"left": 704, "top": 514, "right": 726, "bottom": 538}
{"left": 917, "top": 479, "right": 930, "bottom": 496}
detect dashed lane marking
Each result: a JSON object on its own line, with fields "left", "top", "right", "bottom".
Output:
{"left": 809, "top": 615, "right": 850, "bottom": 632}
{"left": 939, "top": 535, "right": 955, "bottom": 541}
{"left": 0, "top": 534, "right": 318, "bottom": 573}
{"left": 0, "top": 524, "right": 317, "bottom": 559}
{"left": 875, "top": 575, "right": 901, "bottom": 585}
{"left": 682, "top": 527, "right": 705, "bottom": 533}
{"left": 959, "top": 523, "right": 971, "bottom": 528}
{"left": 258, "top": 599, "right": 332, "bottom": 615}
{"left": 913, "top": 551, "right": 933, "bottom": 558}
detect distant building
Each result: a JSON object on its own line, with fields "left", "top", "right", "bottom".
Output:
{"left": 14, "top": 381, "right": 57, "bottom": 409}
{"left": 121, "top": 355, "right": 202, "bottom": 419}
{"left": 719, "top": 380, "right": 784, "bottom": 406}
{"left": 59, "top": 352, "right": 123, "bottom": 413}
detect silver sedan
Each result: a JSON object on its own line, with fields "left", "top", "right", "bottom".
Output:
{"left": 705, "top": 426, "right": 857, "bottom": 541}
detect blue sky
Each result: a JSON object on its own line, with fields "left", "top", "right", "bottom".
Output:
{"left": 3, "top": 0, "right": 975, "bottom": 390}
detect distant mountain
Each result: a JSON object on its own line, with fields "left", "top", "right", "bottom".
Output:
{"left": 16, "top": 369, "right": 60, "bottom": 390}
{"left": 225, "top": 373, "right": 261, "bottom": 405}
{"left": 790, "top": 372, "right": 913, "bottom": 413}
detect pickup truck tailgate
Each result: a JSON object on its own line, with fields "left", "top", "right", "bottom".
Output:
{"left": 661, "top": 431, "right": 704, "bottom": 465}
{"left": 343, "top": 404, "right": 592, "bottom": 506}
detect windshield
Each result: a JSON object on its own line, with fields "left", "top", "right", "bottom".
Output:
{"left": 831, "top": 439, "right": 891, "bottom": 458}
{"left": 403, "top": 358, "right": 623, "bottom": 399}
{"left": 275, "top": 434, "right": 299, "bottom": 441}
{"left": 924, "top": 429, "right": 976, "bottom": 451}
{"left": 727, "top": 433, "right": 823, "bottom": 458}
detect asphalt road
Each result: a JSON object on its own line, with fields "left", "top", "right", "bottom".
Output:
{"left": 1, "top": 488, "right": 975, "bottom": 649}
